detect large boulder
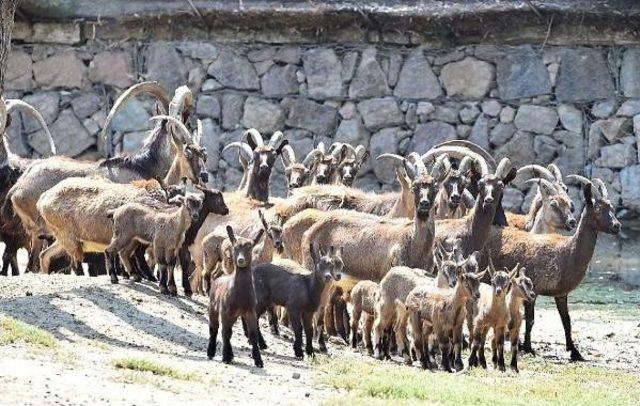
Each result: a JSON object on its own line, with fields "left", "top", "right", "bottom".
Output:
{"left": 621, "top": 48, "right": 640, "bottom": 98}
{"left": 496, "top": 46, "right": 551, "bottom": 100}
{"left": 302, "top": 48, "right": 344, "bottom": 99}
{"left": 29, "top": 109, "right": 93, "bottom": 157}
{"left": 468, "top": 115, "right": 490, "bottom": 150}
{"left": 370, "top": 127, "right": 406, "bottom": 184}
{"left": 221, "top": 93, "right": 246, "bottom": 130}
{"left": 348, "top": 47, "right": 390, "bottom": 98}
{"left": 196, "top": 95, "right": 221, "bottom": 119}
{"left": 620, "top": 165, "right": 640, "bottom": 210}
{"left": 557, "top": 104, "right": 583, "bottom": 133}
{"left": 261, "top": 64, "right": 298, "bottom": 97}
{"left": 514, "top": 105, "right": 558, "bottom": 135}
{"left": 335, "top": 116, "right": 369, "bottom": 147}
{"left": 285, "top": 98, "right": 337, "bottom": 136}
{"left": 144, "top": 42, "right": 188, "bottom": 93}
{"left": 595, "top": 143, "right": 637, "bottom": 168}
{"left": 393, "top": 48, "right": 442, "bottom": 100}
{"left": 71, "top": 92, "right": 101, "bottom": 119}
{"left": 555, "top": 48, "right": 615, "bottom": 102}
{"left": 89, "top": 51, "right": 134, "bottom": 88}
{"left": 5, "top": 50, "right": 32, "bottom": 91}
{"left": 494, "top": 131, "right": 535, "bottom": 168}
{"left": 242, "top": 97, "right": 285, "bottom": 134}
{"left": 409, "top": 121, "right": 456, "bottom": 154}
{"left": 208, "top": 50, "right": 260, "bottom": 90}
{"left": 33, "top": 50, "right": 87, "bottom": 89}
{"left": 440, "top": 57, "right": 494, "bottom": 99}
{"left": 357, "top": 97, "right": 404, "bottom": 132}
{"left": 21, "top": 92, "right": 60, "bottom": 133}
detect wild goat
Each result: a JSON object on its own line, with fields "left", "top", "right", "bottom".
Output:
{"left": 468, "top": 261, "right": 518, "bottom": 371}
{"left": 349, "top": 280, "right": 379, "bottom": 354}
{"left": 502, "top": 267, "right": 536, "bottom": 372}
{"left": 280, "top": 144, "right": 323, "bottom": 191}
{"left": 207, "top": 226, "right": 264, "bottom": 367}
{"left": 323, "top": 285, "right": 350, "bottom": 342}
{"left": 402, "top": 254, "right": 485, "bottom": 372}
{"left": 0, "top": 98, "right": 57, "bottom": 275}
{"left": 483, "top": 178, "right": 620, "bottom": 361}
{"left": 105, "top": 194, "right": 202, "bottom": 292}
{"left": 189, "top": 129, "right": 288, "bottom": 289}
{"left": 252, "top": 244, "right": 344, "bottom": 359}
{"left": 312, "top": 142, "right": 348, "bottom": 185}
{"left": 506, "top": 164, "right": 575, "bottom": 233}
{"left": 3, "top": 82, "right": 197, "bottom": 273}
{"left": 35, "top": 116, "right": 208, "bottom": 287}
{"left": 333, "top": 144, "right": 368, "bottom": 186}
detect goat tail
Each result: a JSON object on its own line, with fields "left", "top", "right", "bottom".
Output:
{"left": 0, "top": 187, "right": 16, "bottom": 221}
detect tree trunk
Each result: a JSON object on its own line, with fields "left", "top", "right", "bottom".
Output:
{"left": 0, "top": 0, "right": 18, "bottom": 95}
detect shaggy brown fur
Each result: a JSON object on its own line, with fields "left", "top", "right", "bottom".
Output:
{"left": 502, "top": 267, "right": 535, "bottom": 372}
{"left": 349, "top": 280, "right": 379, "bottom": 354}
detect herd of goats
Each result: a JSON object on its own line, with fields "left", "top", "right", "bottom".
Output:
{"left": 0, "top": 81, "right": 621, "bottom": 373}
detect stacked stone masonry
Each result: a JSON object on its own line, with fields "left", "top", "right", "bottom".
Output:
{"left": 5, "top": 36, "right": 640, "bottom": 219}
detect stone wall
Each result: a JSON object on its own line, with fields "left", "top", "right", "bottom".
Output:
{"left": 5, "top": 31, "right": 640, "bottom": 223}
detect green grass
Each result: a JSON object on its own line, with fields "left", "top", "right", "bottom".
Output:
{"left": 0, "top": 317, "right": 57, "bottom": 348}
{"left": 318, "top": 357, "right": 640, "bottom": 405}
{"left": 113, "top": 357, "right": 197, "bottom": 381}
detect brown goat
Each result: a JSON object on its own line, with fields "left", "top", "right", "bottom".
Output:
{"left": 207, "top": 226, "right": 265, "bottom": 367}
{"left": 483, "top": 180, "right": 620, "bottom": 361}
{"left": 323, "top": 285, "right": 350, "bottom": 342}
{"left": 502, "top": 267, "right": 536, "bottom": 372}
{"left": 403, "top": 255, "right": 485, "bottom": 372}
{"left": 349, "top": 280, "right": 379, "bottom": 354}
{"left": 280, "top": 144, "right": 323, "bottom": 191}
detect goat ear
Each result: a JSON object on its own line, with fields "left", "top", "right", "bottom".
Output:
{"left": 253, "top": 229, "right": 265, "bottom": 246}
{"left": 503, "top": 167, "right": 518, "bottom": 185}
{"left": 276, "top": 139, "right": 289, "bottom": 155}
{"left": 310, "top": 241, "right": 320, "bottom": 264}
{"left": 226, "top": 225, "right": 236, "bottom": 244}
{"left": 258, "top": 210, "right": 268, "bottom": 230}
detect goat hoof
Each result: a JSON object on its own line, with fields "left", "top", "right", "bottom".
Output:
{"left": 110, "top": 276, "right": 119, "bottom": 284}
{"left": 254, "top": 359, "right": 264, "bottom": 368}
{"left": 259, "top": 342, "right": 268, "bottom": 350}
{"left": 132, "top": 273, "right": 142, "bottom": 283}
{"left": 511, "top": 365, "right": 519, "bottom": 373}
{"left": 519, "top": 343, "right": 536, "bottom": 356}
{"left": 168, "top": 286, "right": 178, "bottom": 296}
{"left": 366, "top": 348, "right": 374, "bottom": 356}
{"left": 222, "top": 355, "right": 233, "bottom": 364}
{"left": 570, "top": 349, "right": 585, "bottom": 362}
{"left": 499, "top": 364, "right": 506, "bottom": 372}
{"left": 159, "top": 286, "right": 169, "bottom": 295}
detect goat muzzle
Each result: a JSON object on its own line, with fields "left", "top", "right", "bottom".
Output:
{"left": 566, "top": 217, "right": 577, "bottom": 231}
{"left": 199, "top": 172, "right": 209, "bottom": 183}
{"left": 610, "top": 221, "right": 621, "bottom": 234}
{"left": 236, "top": 256, "right": 247, "bottom": 268}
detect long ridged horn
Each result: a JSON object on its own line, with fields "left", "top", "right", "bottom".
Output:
{"left": 525, "top": 178, "right": 559, "bottom": 195}
{"left": 223, "top": 141, "right": 254, "bottom": 163}
{"left": 378, "top": 153, "right": 415, "bottom": 179}
{"left": 566, "top": 174, "right": 592, "bottom": 187}
{"left": 516, "top": 164, "right": 555, "bottom": 182}
{"left": 244, "top": 128, "right": 264, "bottom": 149}
{"left": 329, "top": 142, "right": 347, "bottom": 161}
{"left": 268, "top": 130, "right": 285, "bottom": 149}
{"left": 354, "top": 145, "right": 367, "bottom": 161}
{"left": 547, "top": 163, "right": 563, "bottom": 182}
{"left": 150, "top": 115, "right": 193, "bottom": 146}
{"left": 169, "top": 85, "right": 194, "bottom": 121}
{"left": 302, "top": 148, "right": 323, "bottom": 167}
{"left": 435, "top": 140, "right": 496, "bottom": 168}
{"left": 592, "top": 178, "right": 609, "bottom": 199}
{"left": 495, "top": 157, "right": 512, "bottom": 179}
{"left": 342, "top": 143, "right": 357, "bottom": 159}
{"left": 281, "top": 144, "right": 296, "bottom": 168}
{"left": 100, "top": 81, "right": 170, "bottom": 142}
{"left": 458, "top": 156, "right": 474, "bottom": 174}
{"left": 316, "top": 141, "right": 326, "bottom": 154}
{"left": 0, "top": 97, "right": 7, "bottom": 136}
{"left": 422, "top": 146, "right": 489, "bottom": 176}
{"left": 194, "top": 119, "right": 203, "bottom": 146}
{"left": 430, "top": 154, "right": 450, "bottom": 180}
{"left": 408, "top": 152, "right": 428, "bottom": 176}
{"left": 5, "top": 99, "right": 57, "bottom": 155}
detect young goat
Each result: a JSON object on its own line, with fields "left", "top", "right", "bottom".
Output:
{"left": 349, "top": 280, "right": 379, "bottom": 354}
{"left": 468, "top": 260, "right": 517, "bottom": 371}
{"left": 280, "top": 144, "right": 323, "bottom": 191}
{"left": 323, "top": 285, "right": 350, "bottom": 342}
{"left": 402, "top": 253, "right": 485, "bottom": 372}
{"left": 502, "top": 267, "right": 535, "bottom": 372}
{"left": 252, "top": 245, "right": 344, "bottom": 359}
{"left": 207, "top": 226, "right": 265, "bottom": 367}
{"left": 105, "top": 195, "right": 202, "bottom": 293}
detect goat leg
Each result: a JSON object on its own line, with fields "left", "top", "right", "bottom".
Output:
{"left": 333, "top": 302, "right": 348, "bottom": 344}
{"left": 207, "top": 310, "right": 219, "bottom": 359}
{"left": 469, "top": 335, "right": 480, "bottom": 368}
{"left": 315, "top": 310, "right": 328, "bottom": 353}
{"left": 166, "top": 257, "right": 178, "bottom": 295}
{"left": 521, "top": 299, "right": 536, "bottom": 355}
{"left": 495, "top": 327, "right": 506, "bottom": 372}
{"left": 178, "top": 248, "right": 192, "bottom": 297}
{"left": 221, "top": 315, "right": 235, "bottom": 364}
{"left": 371, "top": 314, "right": 385, "bottom": 360}
{"left": 244, "top": 311, "right": 264, "bottom": 368}
{"left": 302, "top": 312, "right": 315, "bottom": 357}
{"left": 478, "top": 328, "right": 488, "bottom": 369}
{"left": 452, "top": 327, "right": 464, "bottom": 372}
{"left": 363, "top": 314, "right": 374, "bottom": 356}
{"left": 134, "top": 246, "right": 156, "bottom": 282}
{"left": 350, "top": 307, "right": 362, "bottom": 349}
{"left": 555, "top": 295, "right": 584, "bottom": 361}
{"left": 158, "top": 263, "right": 169, "bottom": 294}
{"left": 438, "top": 333, "right": 452, "bottom": 373}
{"left": 510, "top": 330, "right": 519, "bottom": 373}
{"left": 267, "top": 306, "right": 279, "bottom": 336}
{"left": 324, "top": 302, "right": 337, "bottom": 336}
{"left": 1, "top": 245, "right": 9, "bottom": 276}
{"left": 105, "top": 251, "right": 119, "bottom": 284}
{"left": 289, "top": 310, "right": 304, "bottom": 359}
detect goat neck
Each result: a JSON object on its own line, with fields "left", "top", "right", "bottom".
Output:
{"left": 466, "top": 183, "right": 501, "bottom": 254}
{"left": 506, "top": 288, "right": 526, "bottom": 319}
{"left": 244, "top": 163, "right": 271, "bottom": 203}
{"left": 565, "top": 206, "right": 600, "bottom": 284}
{"left": 530, "top": 205, "right": 555, "bottom": 234}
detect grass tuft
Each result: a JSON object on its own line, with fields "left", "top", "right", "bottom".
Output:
{"left": 0, "top": 317, "right": 57, "bottom": 348}
{"left": 113, "top": 357, "right": 196, "bottom": 381}
{"left": 318, "top": 357, "right": 640, "bottom": 405}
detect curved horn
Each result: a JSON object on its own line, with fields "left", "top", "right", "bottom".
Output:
{"left": 495, "top": 157, "right": 512, "bottom": 179}
{"left": 0, "top": 98, "right": 6, "bottom": 136}
{"left": 592, "top": 178, "right": 609, "bottom": 199}
{"left": 100, "top": 81, "right": 170, "bottom": 143}
{"left": 244, "top": 128, "right": 264, "bottom": 149}
{"left": 435, "top": 140, "right": 496, "bottom": 168}
{"left": 422, "top": 146, "right": 489, "bottom": 176}
{"left": 316, "top": 141, "right": 326, "bottom": 154}
{"left": 547, "top": 163, "right": 564, "bottom": 182}
{"left": 408, "top": 152, "right": 428, "bottom": 175}
{"left": 281, "top": 144, "right": 296, "bottom": 168}
{"left": 5, "top": 99, "right": 57, "bottom": 155}
{"left": 150, "top": 115, "right": 193, "bottom": 146}
{"left": 516, "top": 164, "right": 555, "bottom": 182}
{"left": 268, "top": 130, "right": 285, "bottom": 149}
{"left": 458, "top": 156, "right": 474, "bottom": 174}
{"left": 430, "top": 153, "right": 450, "bottom": 180}
{"left": 194, "top": 119, "right": 203, "bottom": 146}
{"left": 566, "top": 174, "right": 592, "bottom": 187}
{"left": 378, "top": 153, "right": 415, "bottom": 179}
{"left": 223, "top": 141, "right": 253, "bottom": 163}
{"left": 524, "top": 178, "right": 559, "bottom": 195}
{"left": 339, "top": 142, "right": 357, "bottom": 160}
{"left": 329, "top": 142, "right": 347, "bottom": 160}
{"left": 302, "top": 148, "right": 323, "bottom": 167}
{"left": 169, "top": 85, "right": 194, "bottom": 121}
{"left": 354, "top": 145, "right": 367, "bottom": 161}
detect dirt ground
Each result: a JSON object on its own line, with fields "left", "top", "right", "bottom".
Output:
{"left": 1, "top": 247, "right": 639, "bottom": 405}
